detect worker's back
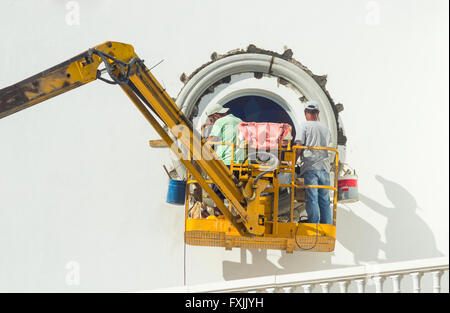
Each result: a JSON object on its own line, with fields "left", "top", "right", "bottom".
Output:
{"left": 209, "top": 114, "right": 245, "bottom": 165}
{"left": 297, "top": 120, "right": 331, "bottom": 174}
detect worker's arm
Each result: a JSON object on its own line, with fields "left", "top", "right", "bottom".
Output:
{"left": 207, "top": 136, "right": 219, "bottom": 143}
{"left": 294, "top": 123, "right": 307, "bottom": 164}
{"left": 201, "top": 121, "right": 214, "bottom": 138}
{"left": 294, "top": 140, "right": 304, "bottom": 164}
{"left": 295, "top": 149, "right": 303, "bottom": 164}
{"left": 206, "top": 119, "right": 222, "bottom": 144}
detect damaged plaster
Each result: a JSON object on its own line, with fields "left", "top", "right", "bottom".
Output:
{"left": 176, "top": 44, "right": 347, "bottom": 145}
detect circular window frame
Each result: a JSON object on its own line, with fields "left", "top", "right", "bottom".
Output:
{"left": 176, "top": 53, "right": 340, "bottom": 147}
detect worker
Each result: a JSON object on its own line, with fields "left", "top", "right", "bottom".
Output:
{"left": 205, "top": 103, "right": 245, "bottom": 166}
{"left": 202, "top": 104, "right": 245, "bottom": 216}
{"left": 295, "top": 100, "right": 332, "bottom": 225}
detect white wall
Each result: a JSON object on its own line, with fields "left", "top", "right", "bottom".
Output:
{"left": 0, "top": 0, "right": 448, "bottom": 291}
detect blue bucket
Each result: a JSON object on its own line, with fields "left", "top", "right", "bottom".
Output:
{"left": 166, "top": 179, "right": 187, "bottom": 205}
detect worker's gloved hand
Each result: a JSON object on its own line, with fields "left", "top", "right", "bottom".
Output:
{"left": 213, "top": 208, "right": 223, "bottom": 217}
{"left": 201, "top": 208, "right": 210, "bottom": 218}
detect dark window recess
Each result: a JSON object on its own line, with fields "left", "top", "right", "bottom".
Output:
{"left": 223, "top": 95, "right": 296, "bottom": 140}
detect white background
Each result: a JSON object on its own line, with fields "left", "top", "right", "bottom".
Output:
{"left": 0, "top": 0, "right": 448, "bottom": 291}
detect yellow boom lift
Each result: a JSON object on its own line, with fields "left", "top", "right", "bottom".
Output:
{"left": 0, "top": 42, "right": 339, "bottom": 253}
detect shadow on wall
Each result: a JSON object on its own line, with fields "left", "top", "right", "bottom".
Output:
{"left": 222, "top": 175, "right": 443, "bottom": 280}
{"left": 358, "top": 175, "right": 443, "bottom": 262}
{"left": 222, "top": 249, "right": 348, "bottom": 281}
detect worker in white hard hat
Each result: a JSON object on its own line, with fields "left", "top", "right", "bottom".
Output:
{"left": 205, "top": 103, "right": 245, "bottom": 166}
{"left": 295, "top": 100, "right": 333, "bottom": 225}
{"left": 201, "top": 103, "right": 245, "bottom": 216}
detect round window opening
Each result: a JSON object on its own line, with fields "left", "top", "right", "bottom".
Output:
{"left": 223, "top": 95, "right": 296, "bottom": 139}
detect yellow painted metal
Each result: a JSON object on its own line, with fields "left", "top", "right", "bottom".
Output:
{"left": 0, "top": 41, "right": 276, "bottom": 237}
{"left": 185, "top": 218, "right": 336, "bottom": 253}
{"left": 127, "top": 69, "right": 256, "bottom": 234}
{"left": 244, "top": 179, "right": 270, "bottom": 235}
{"left": 0, "top": 41, "right": 136, "bottom": 119}
{"left": 185, "top": 144, "right": 339, "bottom": 252}
{"left": 0, "top": 41, "right": 253, "bottom": 235}
{"left": 0, "top": 41, "right": 341, "bottom": 252}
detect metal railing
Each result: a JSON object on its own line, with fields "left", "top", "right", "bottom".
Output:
{"left": 185, "top": 142, "right": 339, "bottom": 226}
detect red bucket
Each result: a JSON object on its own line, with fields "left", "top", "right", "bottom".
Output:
{"left": 337, "top": 174, "right": 359, "bottom": 203}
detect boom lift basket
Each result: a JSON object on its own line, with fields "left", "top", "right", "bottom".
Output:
{"left": 0, "top": 41, "right": 341, "bottom": 254}
{"left": 185, "top": 128, "right": 339, "bottom": 253}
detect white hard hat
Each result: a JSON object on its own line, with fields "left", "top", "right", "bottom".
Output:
{"left": 305, "top": 100, "right": 320, "bottom": 111}
{"left": 205, "top": 103, "right": 229, "bottom": 116}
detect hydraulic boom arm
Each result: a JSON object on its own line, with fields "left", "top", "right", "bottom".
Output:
{"left": 0, "top": 41, "right": 258, "bottom": 236}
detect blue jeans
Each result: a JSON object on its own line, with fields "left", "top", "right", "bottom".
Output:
{"left": 302, "top": 170, "right": 333, "bottom": 225}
